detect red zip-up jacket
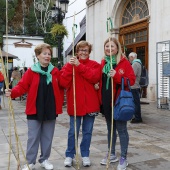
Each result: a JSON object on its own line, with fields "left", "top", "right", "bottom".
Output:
{"left": 10, "top": 68, "right": 63, "bottom": 115}
{"left": 60, "top": 58, "right": 101, "bottom": 116}
{"left": 99, "top": 56, "right": 136, "bottom": 104}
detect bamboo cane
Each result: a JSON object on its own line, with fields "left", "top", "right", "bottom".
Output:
{"left": 4, "top": 0, "right": 20, "bottom": 169}
{"left": 0, "top": 46, "right": 31, "bottom": 170}
{"left": 122, "top": 35, "right": 125, "bottom": 54}
{"left": 2, "top": 1, "right": 30, "bottom": 169}
{"left": 106, "top": 2, "right": 114, "bottom": 169}
{"left": 2, "top": 82, "right": 5, "bottom": 108}
{"left": 72, "top": 13, "right": 79, "bottom": 170}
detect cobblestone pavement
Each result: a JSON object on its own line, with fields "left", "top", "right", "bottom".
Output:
{"left": 0, "top": 96, "right": 170, "bottom": 170}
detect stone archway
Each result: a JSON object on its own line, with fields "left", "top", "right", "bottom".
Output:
{"left": 111, "top": 0, "right": 150, "bottom": 98}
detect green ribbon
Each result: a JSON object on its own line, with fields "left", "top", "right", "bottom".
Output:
{"left": 123, "top": 45, "right": 127, "bottom": 53}
{"left": 72, "top": 24, "right": 77, "bottom": 39}
{"left": 106, "top": 17, "right": 113, "bottom": 32}
{"left": 102, "top": 55, "right": 117, "bottom": 89}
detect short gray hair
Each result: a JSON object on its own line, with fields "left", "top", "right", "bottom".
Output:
{"left": 129, "top": 52, "right": 137, "bottom": 58}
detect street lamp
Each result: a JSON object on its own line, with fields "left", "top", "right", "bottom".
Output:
{"left": 51, "top": 0, "right": 69, "bottom": 69}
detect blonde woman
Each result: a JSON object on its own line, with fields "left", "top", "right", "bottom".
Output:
{"left": 100, "top": 37, "right": 135, "bottom": 170}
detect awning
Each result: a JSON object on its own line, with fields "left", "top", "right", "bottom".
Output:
{"left": 0, "top": 51, "right": 20, "bottom": 60}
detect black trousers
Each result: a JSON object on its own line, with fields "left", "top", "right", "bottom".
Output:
{"left": 131, "top": 88, "right": 142, "bottom": 120}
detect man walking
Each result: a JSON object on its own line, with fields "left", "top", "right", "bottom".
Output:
{"left": 128, "top": 52, "right": 143, "bottom": 123}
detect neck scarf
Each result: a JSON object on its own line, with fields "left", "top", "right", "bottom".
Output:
{"left": 102, "top": 55, "right": 117, "bottom": 90}
{"left": 132, "top": 59, "right": 142, "bottom": 65}
{"left": 31, "top": 62, "right": 54, "bottom": 85}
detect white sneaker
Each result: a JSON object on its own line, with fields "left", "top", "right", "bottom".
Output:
{"left": 100, "top": 153, "right": 118, "bottom": 165}
{"left": 82, "top": 157, "right": 91, "bottom": 167}
{"left": 22, "top": 164, "right": 34, "bottom": 170}
{"left": 40, "top": 160, "right": 53, "bottom": 170}
{"left": 64, "top": 157, "right": 73, "bottom": 167}
{"left": 117, "top": 157, "right": 128, "bottom": 170}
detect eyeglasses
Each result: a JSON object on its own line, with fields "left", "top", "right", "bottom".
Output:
{"left": 78, "top": 49, "right": 89, "bottom": 53}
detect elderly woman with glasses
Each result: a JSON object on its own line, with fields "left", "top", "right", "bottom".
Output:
{"left": 60, "top": 40, "right": 101, "bottom": 167}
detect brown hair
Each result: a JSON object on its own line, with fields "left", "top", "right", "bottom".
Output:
{"left": 104, "top": 37, "right": 122, "bottom": 63}
{"left": 76, "top": 41, "right": 92, "bottom": 54}
{"left": 34, "top": 43, "right": 52, "bottom": 57}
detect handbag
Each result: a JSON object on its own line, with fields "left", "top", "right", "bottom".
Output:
{"left": 114, "top": 77, "right": 135, "bottom": 121}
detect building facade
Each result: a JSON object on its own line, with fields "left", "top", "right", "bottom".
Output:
{"left": 86, "top": 0, "right": 170, "bottom": 101}
{"left": 3, "top": 35, "right": 44, "bottom": 68}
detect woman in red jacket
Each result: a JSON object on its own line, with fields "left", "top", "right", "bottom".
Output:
{"left": 5, "top": 43, "right": 63, "bottom": 170}
{"left": 60, "top": 41, "right": 101, "bottom": 167}
{"left": 99, "top": 37, "right": 135, "bottom": 170}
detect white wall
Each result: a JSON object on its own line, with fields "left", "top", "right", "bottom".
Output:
{"left": 148, "top": 0, "right": 170, "bottom": 100}
{"left": 63, "top": 0, "right": 86, "bottom": 61}
{"left": 86, "top": 0, "right": 170, "bottom": 101}
{"left": 3, "top": 35, "right": 44, "bottom": 68}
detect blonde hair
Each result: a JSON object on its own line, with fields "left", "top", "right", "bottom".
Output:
{"left": 104, "top": 37, "right": 122, "bottom": 63}
{"left": 34, "top": 43, "right": 52, "bottom": 57}
{"left": 76, "top": 41, "right": 92, "bottom": 54}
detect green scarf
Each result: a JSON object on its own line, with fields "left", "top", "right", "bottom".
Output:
{"left": 31, "top": 62, "right": 54, "bottom": 85}
{"left": 102, "top": 55, "right": 117, "bottom": 90}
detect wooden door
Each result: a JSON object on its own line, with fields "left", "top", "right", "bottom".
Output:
{"left": 125, "top": 42, "right": 148, "bottom": 69}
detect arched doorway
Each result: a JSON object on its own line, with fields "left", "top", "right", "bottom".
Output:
{"left": 119, "top": 0, "right": 149, "bottom": 97}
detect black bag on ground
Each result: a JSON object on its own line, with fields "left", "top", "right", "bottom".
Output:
{"left": 114, "top": 77, "right": 135, "bottom": 121}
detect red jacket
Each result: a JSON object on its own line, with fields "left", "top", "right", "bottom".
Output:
{"left": 11, "top": 68, "right": 63, "bottom": 115}
{"left": 100, "top": 56, "right": 136, "bottom": 103}
{"left": 60, "top": 58, "right": 101, "bottom": 116}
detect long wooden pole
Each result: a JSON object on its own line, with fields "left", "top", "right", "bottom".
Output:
{"left": 106, "top": 1, "right": 114, "bottom": 169}
{"left": 72, "top": 12, "right": 79, "bottom": 170}
{"left": 3, "top": 1, "right": 30, "bottom": 169}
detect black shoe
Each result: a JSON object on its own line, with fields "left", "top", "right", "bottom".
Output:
{"left": 130, "top": 118, "right": 143, "bottom": 123}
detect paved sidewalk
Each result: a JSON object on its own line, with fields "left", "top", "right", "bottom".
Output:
{"left": 0, "top": 96, "right": 170, "bottom": 170}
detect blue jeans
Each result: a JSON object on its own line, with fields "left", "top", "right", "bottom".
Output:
{"left": 131, "top": 88, "right": 142, "bottom": 120}
{"left": 106, "top": 118, "right": 129, "bottom": 159}
{"left": 0, "top": 82, "right": 3, "bottom": 105}
{"left": 65, "top": 115, "right": 95, "bottom": 158}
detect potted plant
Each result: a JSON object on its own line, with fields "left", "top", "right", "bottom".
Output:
{"left": 50, "top": 24, "right": 68, "bottom": 38}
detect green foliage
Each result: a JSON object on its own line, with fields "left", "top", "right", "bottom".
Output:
{"left": 51, "top": 58, "right": 58, "bottom": 67}
{"left": 25, "top": 4, "right": 42, "bottom": 35}
{"left": 44, "top": 33, "right": 58, "bottom": 46}
{"left": 8, "top": 4, "right": 15, "bottom": 21}
{"left": 50, "top": 24, "right": 68, "bottom": 38}
{"left": 0, "top": 0, "right": 66, "bottom": 67}
{"left": 0, "top": 1, "right": 6, "bottom": 8}
{"left": 0, "top": 36, "right": 3, "bottom": 43}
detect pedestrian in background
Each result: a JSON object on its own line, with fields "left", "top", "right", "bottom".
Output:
{"left": 5, "top": 43, "right": 63, "bottom": 170}
{"left": 99, "top": 37, "right": 135, "bottom": 170}
{"left": 60, "top": 41, "right": 101, "bottom": 167}
{"left": 10, "top": 66, "right": 21, "bottom": 88}
{"left": 128, "top": 52, "right": 143, "bottom": 123}
{"left": 0, "top": 70, "right": 4, "bottom": 109}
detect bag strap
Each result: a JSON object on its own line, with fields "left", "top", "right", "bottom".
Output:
{"left": 126, "top": 78, "right": 132, "bottom": 91}
{"left": 121, "top": 77, "right": 125, "bottom": 90}
{"left": 121, "top": 77, "right": 131, "bottom": 91}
